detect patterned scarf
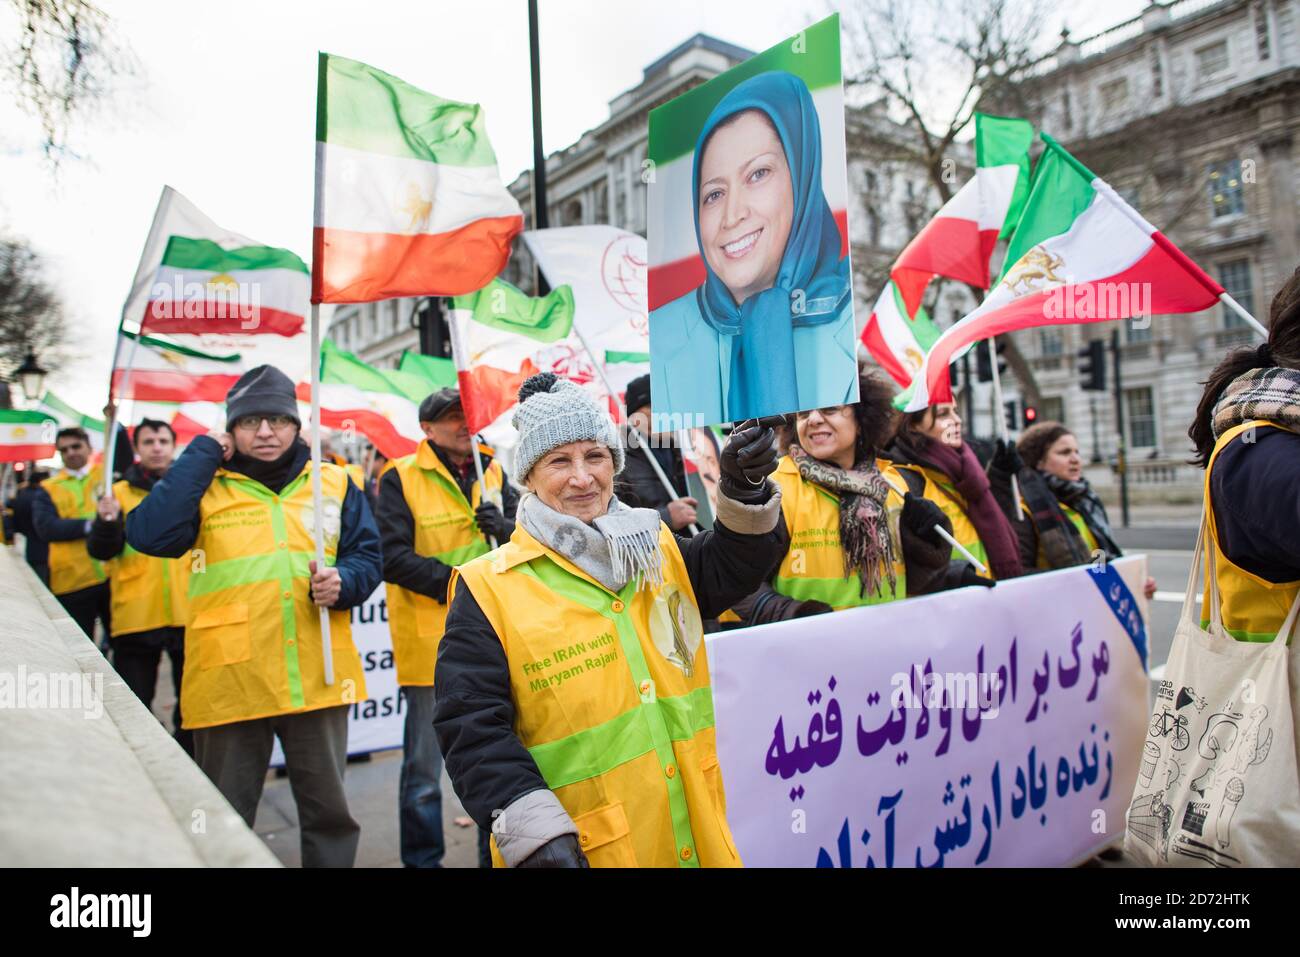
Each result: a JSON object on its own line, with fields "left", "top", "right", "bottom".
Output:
{"left": 518, "top": 491, "right": 665, "bottom": 594}
{"left": 788, "top": 444, "right": 897, "bottom": 599}
{"left": 1042, "top": 473, "right": 1121, "bottom": 560}
{"left": 1212, "top": 367, "right": 1300, "bottom": 438}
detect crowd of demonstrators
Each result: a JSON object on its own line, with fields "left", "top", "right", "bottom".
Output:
{"left": 887, "top": 401, "right": 1024, "bottom": 585}
{"left": 433, "top": 372, "right": 786, "bottom": 867}
{"left": 726, "top": 371, "right": 956, "bottom": 626}
{"left": 614, "top": 373, "right": 700, "bottom": 533}
{"left": 987, "top": 420, "right": 1158, "bottom": 599}
{"left": 126, "top": 365, "right": 383, "bottom": 868}
{"left": 375, "top": 387, "right": 517, "bottom": 869}
{"left": 30, "top": 423, "right": 131, "bottom": 641}
{"left": 1188, "top": 264, "right": 1300, "bottom": 643}
{"left": 87, "top": 418, "right": 194, "bottom": 755}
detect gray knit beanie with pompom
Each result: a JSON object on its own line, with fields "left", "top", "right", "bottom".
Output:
{"left": 512, "top": 372, "right": 625, "bottom": 479}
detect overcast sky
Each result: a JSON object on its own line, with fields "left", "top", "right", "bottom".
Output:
{"left": 1, "top": 0, "right": 1144, "bottom": 415}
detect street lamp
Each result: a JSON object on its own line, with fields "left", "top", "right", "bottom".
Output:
{"left": 15, "top": 351, "right": 47, "bottom": 401}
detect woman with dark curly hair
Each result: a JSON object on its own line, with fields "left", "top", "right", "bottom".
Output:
{"left": 987, "top": 419, "right": 1157, "bottom": 599}
{"left": 728, "top": 371, "right": 956, "bottom": 625}
{"left": 1186, "top": 264, "right": 1300, "bottom": 642}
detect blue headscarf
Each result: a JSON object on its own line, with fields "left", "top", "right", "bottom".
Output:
{"left": 691, "top": 70, "right": 850, "bottom": 421}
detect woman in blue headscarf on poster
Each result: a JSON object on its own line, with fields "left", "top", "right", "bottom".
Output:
{"left": 651, "top": 70, "right": 857, "bottom": 425}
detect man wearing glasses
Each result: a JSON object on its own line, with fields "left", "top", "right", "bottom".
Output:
{"left": 127, "top": 365, "right": 382, "bottom": 868}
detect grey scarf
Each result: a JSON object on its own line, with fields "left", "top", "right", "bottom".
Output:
{"left": 518, "top": 491, "right": 665, "bottom": 593}
{"left": 1042, "top": 472, "right": 1121, "bottom": 559}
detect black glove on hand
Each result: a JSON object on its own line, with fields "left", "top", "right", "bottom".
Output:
{"left": 517, "top": 833, "right": 590, "bottom": 868}
{"left": 793, "top": 599, "right": 834, "bottom": 618}
{"left": 959, "top": 563, "right": 996, "bottom": 588}
{"left": 719, "top": 416, "right": 784, "bottom": 504}
{"left": 900, "top": 492, "right": 949, "bottom": 549}
{"left": 989, "top": 438, "right": 1024, "bottom": 477}
{"left": 474, "top": 501, "right": 514, "bottom": 542}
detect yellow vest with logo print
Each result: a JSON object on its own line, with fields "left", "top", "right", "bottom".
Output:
{"left": 182, "top": 461, "right": 366, "bottom": 729}
{"left": 453, "top": 523, "right": 739, "bottom": 869}
{"left": 896, "top": 463, "right": 992, "bottom": 577}
{"left": 1020, "top": 495, "right": 1100, "bottom": 569}
{"left": 42, "top": 464, "right": 107, "bottom": 595}
{"left": 107, "top": 480, "right": 191, "bottom": 637}
{"left": 771, "top": 455, "right": 907, "bottom": 610}
{"left": 1203, "top": 420, "right": 1300, "bottom": 643}
{"left": 387, "top": 441, "right": 502, "bottom": 686}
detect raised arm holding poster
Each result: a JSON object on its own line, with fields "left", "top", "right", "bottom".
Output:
{"left": 647, "top": 14, "right": 858, "bottom": 427}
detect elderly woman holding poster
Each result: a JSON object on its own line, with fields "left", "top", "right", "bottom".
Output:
{"left": 650, "top": 70, "right": 858, "bottom": 424}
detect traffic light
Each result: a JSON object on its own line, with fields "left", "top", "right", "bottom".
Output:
{"left": 975, "top": 340, "right": 1008, "bottom": 383}
{"left": 1023, "top": 404, "right": 1038, "bottom": 428}
{"left": 1078, "top": 339, "right": 1106, "bottom": 391}
{"left": 1003, "top": 399, "right": 1018, "bottom": 432}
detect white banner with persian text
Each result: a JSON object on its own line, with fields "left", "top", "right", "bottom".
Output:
{"left": 707, "top": 557, "right": 1151, "bottom": 867}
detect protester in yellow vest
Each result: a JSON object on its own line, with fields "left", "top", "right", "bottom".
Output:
{"left": 886, "top": 401, "right": 1023, "bottom": 584}
{"left": 1188, "top": 264, "right": 1300, "bottom": 642}
{"left": 377, "top": 387, "right": 519, "bottom": 869}
{"left": 990, "top": 421, "right": 1157, "bottom": 599}
{"left": 434, "top": 372, "right": 788, "bottom": 867}
{"left": 728, "top": 372, "right": 953, "bottom": 625}
{"left": 126, "top": 365, "right": 383, "bottom": 868}
{"left": 87, "top": 417, "right": 193, "bottom": 755}
{"left": 32, "top": 426, "right": 121, "bottom": 640}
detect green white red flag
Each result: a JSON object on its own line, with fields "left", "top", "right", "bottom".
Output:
{"left": 312, "top": 53, "right": 523, "bottom": 303}
{"left": 859, "top": 280, "right": 941, "bottom": 388}
{"left": 113, "top": 330, "right": 245, "bottom": 403}
{"left": 0, "top": 410, "right": 57, "bottom": 462}
{"left": 901, "top": 134, "right": 1225, "bottom": 412}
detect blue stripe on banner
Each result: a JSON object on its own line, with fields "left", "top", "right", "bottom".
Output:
{"left": 1086, "top": 562, "right": 1148, "bottom": 671}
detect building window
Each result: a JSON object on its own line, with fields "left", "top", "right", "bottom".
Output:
{"left": 1063, "top": 86, "right": 1072, "bottom": 131}
{"left": 1125, "top": 387, "right": 1157, "bottom": 449}
{"left": 1125, "top": 318, "right": 1153, "bottom": 344}
{"left": 1206, "top": 159, "right": 1244, "bottom": 218}
{"left": 1099, "top": 77, "right": 1128, "bottom": 111}
{"left": 1039, "top": 327, "right": 1064, "bottom": 356}
{"left": 1150, "top": 49, "right": 1163, "bottom": 97}
{"left": 1041, "top": 396, "right": 1065, "bottom": 424}
{"left": 1194, "top": 39, "right": 1230, "bottom": 81}
{"left": 1255, "top": 3, "right": 1271, "bottom": 60}
{"left": 1219, "top": 259, "right": 1254, "bottom": 328}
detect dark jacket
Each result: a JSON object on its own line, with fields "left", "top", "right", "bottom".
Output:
{"left": 29, "top": 424, "right": 133, "bottom": 549}
{"left": 125, "top": 436, "right": 381, "bottom": 609}
{"left": 87, "top": 463, "right": 160, "bottom": 562}
{"left": 987, "top": 456, "right": 1107, "bottom": 572}
{"left": 376, "top": 442, "right": 520, "bottom": 603}
{"left": 9, "top": 485, "right": 49, "bottom": 572}
{"left": 614, "top": 428, "right": 689, "bottom": 529}
{"left": 1211, "top": 424, "right": 1300, "bottom": 584}
{"left": 432, "top": 493, "right": 789, "bottom": 829}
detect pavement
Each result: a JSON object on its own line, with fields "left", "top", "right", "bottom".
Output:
{"left": 134, "top": 506, "right": 1199, "bottom": 869}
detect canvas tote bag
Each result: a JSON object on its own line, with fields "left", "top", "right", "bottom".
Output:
{"left": 1124, "top": 512, "right": 1300, "bottom": 866}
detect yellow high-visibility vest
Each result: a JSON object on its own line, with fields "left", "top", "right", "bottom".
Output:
{"left": 895, "top": 463, "right": 991, "bottom": 577}
{"left": 453, "top": 523, "right": 739, "bottom": 868}
{"left": 107, "top": 479, "right": 191, "bottom": 637}
{"left": 181, "top": 461, "right": 366, "bottom": 729}
{"left": 1203, "top": 420, "right": 1300, "bottom": 642}
{"left": 770, "top": 455, "right": 906, "bottom": 609}
{"left": 386, "top": 441, "right": 502, "bottom": 686}
{"left": 42, "top": 464, "right": 106, "bottom": 595}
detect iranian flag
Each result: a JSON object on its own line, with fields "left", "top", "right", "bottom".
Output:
{"left": 297, "top": 340, "right": 443, "bottom": 459}
{"left": 0, "top": 410, "right": 57, "bottom": 462}
{"left": 168, "top": 402, "right": 225, "bottom": 447}
{"left": 859, "top": 280, "right": 941, "bottom": 388}
{"left": 891, "top": 113, "right": 1034, "bottom": 318}
{"left": 112, "top": 330, "right": 244, "bottom": 403}
{"left": 398, "top": 351, "right": 457, "bottom": 390}
{"left": 142, "top": 237, "right": 309, "bottom": 337}
{"left": 449, "top": 279, "right": 577, "bottom": 433}
{"left": 33, "top": 391, "right": 105, "bottom": 450}
{"left": 902, "top": 134, "right": 1226, "bottom": 412}
{"left": 312, "top": 53, "right": 523, "bottom": 303}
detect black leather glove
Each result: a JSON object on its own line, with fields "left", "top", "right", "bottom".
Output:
{"left": 900, "top": 492, "right": 948, "bottom": 549}
{"left": 517, "top": 833, "right": 590, "bottom": 868}
{"left": 959, "top": 564, "right": 996, "bottom": 588}
{"left": 719, "top": 416, "right": 785, "bottom": 504}
{"left": 474, "top": 502, "right": 514, "bottom": 542}
{"left": 988, "top": 438, "right": 1024, "bottom": 477}
{"left": 793, "top": 599, "right": 834, "bottom": 618}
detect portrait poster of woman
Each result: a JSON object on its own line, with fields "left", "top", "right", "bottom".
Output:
{"left": 647, "top": 14, "right": 858, "bottom": 427}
